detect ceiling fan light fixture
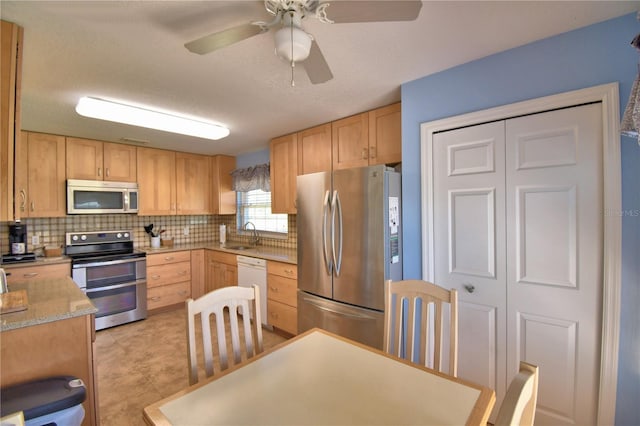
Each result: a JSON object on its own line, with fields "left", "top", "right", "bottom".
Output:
{"left": 75, "top": 97, "right": 229, "bottom": 140}
{"left": 274, "top": 26, "right": 311, "bottom": 62}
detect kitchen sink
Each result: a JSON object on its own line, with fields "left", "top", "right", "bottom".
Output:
{"left": 226, "top": 245, "right": 253, "bottom": 250}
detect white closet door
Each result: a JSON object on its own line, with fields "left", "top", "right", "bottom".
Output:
{"left": 433, "top": 103, "right": 603, "bottom": 425}
{"left": 505, "top": 103, "right": 603, "bottom": 425}
{"left": 433, "top": 121, "right": 508, "bottom": 406}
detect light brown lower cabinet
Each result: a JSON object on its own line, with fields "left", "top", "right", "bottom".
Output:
{"left": 5, "top": 262, "right": 69, "bottom": 285}
{"left": 146, "top": 251, "right": 191, "bottom": 311}
{"left": 266, "top": 261, "right": 297, "bottom": 335}
{"left": 205, "top": 250, "right": 237, "bottom": 293}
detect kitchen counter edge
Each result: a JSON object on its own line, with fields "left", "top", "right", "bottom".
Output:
{"left": 1, "top": 277, "right": 98, "bottom": 332}
{"left": 141, "top": 242, "right": 297, "bottom": 264}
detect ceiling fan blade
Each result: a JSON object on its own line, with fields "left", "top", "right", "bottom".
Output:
{"left": 321, "top": 1, "right": 422, "bottom": 23}
{"left": 185, "top": 23, "right": 266, "bottom": 55}
{"left": 304, "top": 40, "right": 333, "bottom": 84}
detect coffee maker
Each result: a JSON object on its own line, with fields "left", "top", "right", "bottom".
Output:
{"left": 2, "top": 221, "right": 36, "bottom": 263}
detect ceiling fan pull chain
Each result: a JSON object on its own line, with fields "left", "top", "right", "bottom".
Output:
{"left": 290, "top": 17, "right": 296, "bottom": 86}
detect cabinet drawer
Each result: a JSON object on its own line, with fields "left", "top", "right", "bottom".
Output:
{"left": 146, "top": 250, "right": 191, "bottom": 266}
{"left": 6, "top": 263, "right": 69, "bottom": 284}
{"left": 267, "top": 300, "right": 297, "bottom": 335}
{"left": 147, "top": 281, "right": 190, "bottom": 310}
{"left": 267, "top": 261, "right": 297, "bottom": 279}
{"left": 267, "top": 274, "right": 297, "bottom": 307}
{"left": 147, "top": 261, "right": 191, "bottom": 288}
{"left": 207, "top": 250, "right": 237, "bottom": 265}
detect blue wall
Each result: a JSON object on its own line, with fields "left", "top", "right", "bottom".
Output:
{"left": 401, "top": 13, "right": 639, "bottom": 424}
{"left": 235, "top": 148, "right": 269, "bottom": 169}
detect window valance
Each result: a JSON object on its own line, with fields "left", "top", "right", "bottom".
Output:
{"left": 231, "top": 163, "right": 271, "bottom": 192}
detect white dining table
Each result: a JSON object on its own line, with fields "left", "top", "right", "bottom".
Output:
{"left": 143, "top": 328, "right": 495, "bottom": 426}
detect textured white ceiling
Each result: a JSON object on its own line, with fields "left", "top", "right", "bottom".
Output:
{"left": 1, "top": 1, "right": 638, "bottom": 156}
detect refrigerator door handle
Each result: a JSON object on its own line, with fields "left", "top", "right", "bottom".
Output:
{"left": 322, "top": 190, "right": 332, "bottom": 274}
{"left": 331, "top": 190, "right": 343, "bottom": 276}
{"left": 302, "top": 295, "right": 379, "bottom": 320}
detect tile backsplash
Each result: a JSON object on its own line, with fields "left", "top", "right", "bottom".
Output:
{"left": 0, "top": 214, "right": 296, "bottom": 256}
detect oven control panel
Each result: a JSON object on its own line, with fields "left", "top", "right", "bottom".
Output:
{"left": 66, "top": 230, "right": 132, "bottom": 246}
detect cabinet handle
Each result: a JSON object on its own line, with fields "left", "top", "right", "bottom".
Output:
{"left": 177, "top": 270, "right": 188, "bottom": 276}
{"left": 106, "top": 168, "right": 110, "bottom": 178}
{"left": 269, "top": 286, "right": 279, "bottom": 292}
{"left": 20, "top": 190, "right": 26, "bottom": 211}
{"left": 151, "top": 274, "right": 161, "bottom": 280}
{"left": 369, "top": 146, "right": 376, "bottom": 159}
{"left": 30, "top": 201, "right": 35, "bottom": 212}
{"left": 178, "top": 290, "right": 188, "bottom": 296}
{"left": 284, "top": 269, "right": 294, "bottom": 275}
{"left": 361, "top": 147, "right": 368, "bottom": 159}
{"left": 97, "top": 167, "right": 101, "bottom": 177}
{"left": 150, "top": 296, "right": 161, "bottom": 301}
{"left": 165, "top": 256, "right": 174, "bottom": 261}
{"left": 270, "top": 312, "right": 279, "bottom": 319}
{"left": 23, "top": 272, "right": 39, "bottom": 278}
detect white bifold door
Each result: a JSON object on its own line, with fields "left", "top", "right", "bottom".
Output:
{"left": 433, "top": 103, "right": 603, "bottom": 425}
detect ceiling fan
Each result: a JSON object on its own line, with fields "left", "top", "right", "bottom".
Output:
{"left": 184, "top": 0, "right": 423, "bottom": 85}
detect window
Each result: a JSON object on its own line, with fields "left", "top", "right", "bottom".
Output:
{"left": 237, "top": 189, "right": 288, "bottom": 236}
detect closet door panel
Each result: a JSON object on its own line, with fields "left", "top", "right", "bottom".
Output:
{"left": 433, "top": 121, "right": 507, "bottom": 408}
{"left": 505, "top": 103, "right": 603, "bottom": 426}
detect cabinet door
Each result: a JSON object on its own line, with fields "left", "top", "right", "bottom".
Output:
{"left": 1, "top": 21, "right": 22, "bottom": 222}
{"left": 103, "top": 142, "right": 136, "bottom": 182}
{"left": 21, "top": 132, "right": 66, "bottom": 217}
{"left": 137, "top": 147, "right": 176, "bottom": 215}
{"left": 191, "top": 249, "right": 205, "bottom": 299}
{"left": 66, "top": 137, "right": 103, "bottom": 180}
{"left": 176, "top": 152, "right": 210, "bottom": 214}
{"left": 332, "top": 112, "right": 369, "bottom": 170}
{"left": 368, "top": 103, "right": 401, "bottom": 166}
{"left": 298, "top": 123, "right": 332, "bottom": 175}
{"left": 270, "top": 132, "right": 298, "bottom": 214}
{"left": 210, "top": 155, "right": 236, "bottom": 215}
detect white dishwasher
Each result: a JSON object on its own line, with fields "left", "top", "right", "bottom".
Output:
{"left": 236, "top": 255, "right": 268, "bottom": 326}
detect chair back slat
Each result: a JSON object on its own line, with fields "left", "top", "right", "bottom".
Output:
{"left": 186, "top": 285, "right": 264, "bottom": 385}
{"left": 383, "top": 279, "right": 458, "bottom": 376}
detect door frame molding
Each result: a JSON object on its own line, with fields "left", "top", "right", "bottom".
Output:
{"left": 420, "top": 83, "right": 621, "bottom": 425}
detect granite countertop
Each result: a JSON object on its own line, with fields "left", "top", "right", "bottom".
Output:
{"left": 1, "top": 255, "right": 71, "bottom": 269}
{"left": 1, "top": 277, "right": 97, "bottom": 332}
{"left": 141, "top": 242, "right": 298, "bottom": 264}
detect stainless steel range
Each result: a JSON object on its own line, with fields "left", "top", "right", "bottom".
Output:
{"left": 66, "top": 230, "right": 147, "bottom": 330}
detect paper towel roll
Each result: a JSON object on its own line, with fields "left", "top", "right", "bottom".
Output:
{"left": 219, "top": 224, "right": 226, "bottom": 244}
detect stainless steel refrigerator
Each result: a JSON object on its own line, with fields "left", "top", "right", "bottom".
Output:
{"left": 297, "top": 165, "right": 402, "bottom": 349}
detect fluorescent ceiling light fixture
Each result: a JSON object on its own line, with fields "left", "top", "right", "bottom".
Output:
{"left": 76, "top": 97, "right": 229, "bottom": 140}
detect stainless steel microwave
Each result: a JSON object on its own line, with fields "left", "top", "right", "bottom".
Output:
{"left": 67, "top": 179, "right": 139, "bottom": 214}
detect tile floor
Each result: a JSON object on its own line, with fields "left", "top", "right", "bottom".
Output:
{"left": 95, "top": 308, "right": 288, "bottom": 425}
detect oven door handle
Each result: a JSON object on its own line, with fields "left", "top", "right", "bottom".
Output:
{"left": 73, "top": 257, "right": 145, "bottom": 269}
{"left": 85, "top": 279, "right": 146, "bottom": 293}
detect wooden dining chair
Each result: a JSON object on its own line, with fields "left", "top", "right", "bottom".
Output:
{"left": 494, "top": 361, "right": 539, "bottom": 426}
{"left": 186, "top": 284, "right": 264, "bottom": 385}
{"left": 383, "top": 279, "right": 458, "bottom": 376}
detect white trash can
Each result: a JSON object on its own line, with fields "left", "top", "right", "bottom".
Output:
{"left": 0, "top": 376, "right": 86, "bottom": 426}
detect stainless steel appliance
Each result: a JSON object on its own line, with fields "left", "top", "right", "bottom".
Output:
{"left": 297, "top": 165, "right": 402, "bottom": 349}
{"left": 2, "top": 221, "right": 36, "bottom": 263}
{"left": 67, "top": 179, "right": 139, "bottom": 214}
{"left": 66, "top": 230, "right": 146, "bottom": 330}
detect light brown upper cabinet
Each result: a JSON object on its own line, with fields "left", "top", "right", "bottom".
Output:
{"left": 175, "top": 152, "right": 210, "bottom": 215}
{"left": 1, "top": 20, "right": 23, "bottom": 222}
{"left": 332, "top": 112, "right": 369, "bottom": 170}
{"left": 66, "top": 137, "right": 137, "bottom": 182}
{"left": 136, "top": 147, "right": 176, "bottom": 216}
{"left": 15, "top": 131, "right": 66, "bottom": 218}
{"left": 298, "top": 123, "right": 332, "bottom": 175}
{"left": 368, "top": 102, "right": 401, "bottom": 166}
{"left": 332, "top": 103, "right": 401, "bottom": 170}
{"left": 210, "top": 155, "right": 236, "bottom": 215}
{"left": 270, "top": 132, "right": 298, "bottom": 214}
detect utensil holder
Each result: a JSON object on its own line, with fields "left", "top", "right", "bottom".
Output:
{"left": 151, "top": 236, "right": 161, "bottom": 248}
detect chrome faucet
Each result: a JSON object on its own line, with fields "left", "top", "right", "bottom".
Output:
{"left": 243, "top": 221, "right": 260, "bottom": 246}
